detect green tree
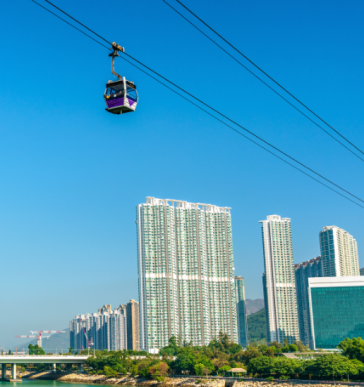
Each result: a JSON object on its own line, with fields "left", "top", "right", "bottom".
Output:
{"left": 160, "top": 336, "right": 179, "bottom": 357}
{"left": 338, "top": 337, "right": 364, "bottom": 362}
{"left": 307, "top": 354, "right": 362, "bottom": 380}
{"left": 148, "top": 362, "right": 169, "bottom": 380}
{"left": 271, "top": 357, "right": 299, "bottom": 377}
{"left": 294, "top": 340, "right": 309, "bottom": 352}
{"left": 194, "top": 363, "right": 205, "bottom": 376}
{"left": 218, "top": 365, "right": 231, "bottom": 375}
{"left": 28, "top": 344, "right": 45, "bottom": 355}
{"left": 247, "top": 356, "right": 274, "bottom": 376}
{"left": 130, "top": 364, "right": 139, "bottom": 377}
{"left": 103, "top": 366, "right": 117, "bottom": 378}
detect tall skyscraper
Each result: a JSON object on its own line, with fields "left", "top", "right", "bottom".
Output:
{"left": 137, "top": 197, "right": 237, "bottom": 352}
{"left": 235, "top": 276, "right": 248, "bottom": 347}
{"left": 126, "top": 299, "right": 140, "bottom": 351}
{"left": 294, "top": 257, "right": 323, "bottom": 348}
{"left": 260, "top": 215, "right": 299, "bottom": 344}
{"left": 319, "top": 226, "right": 359, "bottom": 277}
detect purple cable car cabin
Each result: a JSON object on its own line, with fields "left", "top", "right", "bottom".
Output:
{"left": 104, "top": 77, "right": 138, "bottom": 115}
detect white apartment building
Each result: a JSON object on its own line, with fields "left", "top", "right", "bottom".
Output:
{"left": 70, "top": 305, "right": 127, "bottom": 351}
{"left": 260, "top": 215, "right": 300, "bottom": 344}
{"left": 137, "top": 197, "right": 237, "bottom": 352}
{"left": 319, "top": 226, "right": 359, "bottom": 277}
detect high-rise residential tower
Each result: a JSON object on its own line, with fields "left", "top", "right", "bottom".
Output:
{"left": 137, "top": 197, "right": 237, "bottom": 352}
{"left": 70, "top": 305, "right": 127, "bottom": 351}
{"left": 126, "top": 299, "right": 140, "bottom": 351}
{"left": 319, "top": 226, "right": 359, "bottom": 277}
{"left": 294, "top": 257, "right": 323, "bottom": 348}
{"left": 235, "top": 276, "right": 248, "bottom": 347}
{"left": 260, "top": 215, "right": 299, "bottom": 344}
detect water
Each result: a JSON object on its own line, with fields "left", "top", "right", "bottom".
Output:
{"left": 0, "top": 381, "right": 128, "bottom": 387}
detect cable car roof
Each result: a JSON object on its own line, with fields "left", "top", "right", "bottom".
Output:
{"left": 106, "top": 79, "right": 136, "bottom": 89}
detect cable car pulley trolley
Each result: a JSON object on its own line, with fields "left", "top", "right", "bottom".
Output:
{"left": 104, "top": 43, "right": 139, "bottom": 115}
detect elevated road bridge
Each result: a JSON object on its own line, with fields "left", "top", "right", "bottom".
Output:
{"left": 0, "top": 355, "right": 89, "bottom": 382}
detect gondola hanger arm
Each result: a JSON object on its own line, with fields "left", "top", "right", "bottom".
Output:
{"left": 109, "top": 42, "right": 125, "bottom": 80}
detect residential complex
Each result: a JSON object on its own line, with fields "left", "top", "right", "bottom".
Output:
{"left": 127, "top": 299, "right": 140, "bottom": 350}
{"left": 137, "top": 197, "right": 237, "bottom": 352}
{"left": 235, "top": 276, "right": 248, "bottom": 347}
{"left": 261, "top": 215, "right": 299, "bottom": 344}
{"left": 294, "top": 257, "right": 323, "bottom": 348}
{"left": 70, "top": 304, "right": 127, "bottom": 351}
{"left": 309, "top": 277, "right": 364, "bottom": 349}
{"left": 319, "top": 226, "right": 359, "bottom": 277}
{"left": 70, "top": 300, "right": 140, "bottom": 351}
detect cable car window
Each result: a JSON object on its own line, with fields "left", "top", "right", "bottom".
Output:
{"left": 127, "top": 86, "right": 137, "bottom": 102}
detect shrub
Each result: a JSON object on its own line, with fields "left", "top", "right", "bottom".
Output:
{"left": 279, "top": 375, "right": 290, "bottom": 380}
{"left": 266, "top": 376, "right": 274, "bottom": 381}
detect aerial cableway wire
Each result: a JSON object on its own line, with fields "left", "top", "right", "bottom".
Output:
{"left": 171, "top": 0, "right": 364, "bottom": 158}
{"left": 31, "top": 0, "right": 364, "bottom": 209}
{"left": 163, "top": 0, "right": 364, "bottom": 164}
{"left": 32, "top": 0, "right": 111, "bottom": 51}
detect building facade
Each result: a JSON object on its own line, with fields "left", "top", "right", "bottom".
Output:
{"left": 260, "top": 215, "right": 300, "bottom": 344}
{"left": 360, "top": 268, "right": 364, "bottom": 276}
{"left": 137, "top": 197, "right": 237, "bottom": 351}
{"left": 319, "top": 226, "right": 359, "bottom": 277}
{"left": 309, "top": 277, "right": 364, "bottom": 349}
{"left": 127, "top": 299, "right": 140, "bottom": 350}
{"left": 70, "top": 305, "right": 127, "bottom": 351}
{"left": 235, "top": 276, "right": 248, "bottom": 347}
{"left": 294, "top": 257, "right": 323, "bottom": 348}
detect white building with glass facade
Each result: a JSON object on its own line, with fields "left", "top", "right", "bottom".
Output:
{"left": 137, "top": 197, "right": 237, "bottom": 352}
{"left": 319, "top": 226, "right": 359, "bottom": 277}
{"left": 260, "top": 215, "right": 300, "bottom": 344}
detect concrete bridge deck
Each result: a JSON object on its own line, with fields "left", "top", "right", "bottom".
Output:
{"left": 0, "top": 356, "right": 89, "bottom": 382}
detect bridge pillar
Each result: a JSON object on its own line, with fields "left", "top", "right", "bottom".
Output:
{"left": 2, "top": 363, "right": 6, "bottom": 380}
{"left": 52, "top": 364, "right": 56, "bottom": 373}
{"left": 66, "top": 364, "right": 72, "bottom": 372}
{"left": 78, "top": 364, "right": 84, "bottom": 373}
{"left": 11, "top": 364, "right": 16, "bottom": 380}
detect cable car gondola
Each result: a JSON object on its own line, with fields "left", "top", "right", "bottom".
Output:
{"left": 104, "top": 43, "right": 138, "bottom": 115}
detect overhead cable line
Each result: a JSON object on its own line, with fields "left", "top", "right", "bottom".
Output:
{"left": 163, "top": 0, "right": 364, "bottom": 164}
{"left": 117, "top": 56, "right": 364, "bottom": 209}
{"left": 32, "top": 0, "right": 111, "bottom": 51}
{"left": 31, "top": 0, "right": 364, "bottom": 209}
{"left": 170, "top": 0, "right": 364, "bottom": 158}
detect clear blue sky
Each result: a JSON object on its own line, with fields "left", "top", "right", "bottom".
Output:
{"left": 1, "top": 0, "right": 364, "bottom": 349}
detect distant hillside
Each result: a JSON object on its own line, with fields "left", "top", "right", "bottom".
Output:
{"left": 247, "top": 308, "right": 266, "bottom": 344}
{"left": 246, "top": 299, "right": 264, "bottom": 315}
{"left": 12, "top": 329, "right": 70, "bottom": 353}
